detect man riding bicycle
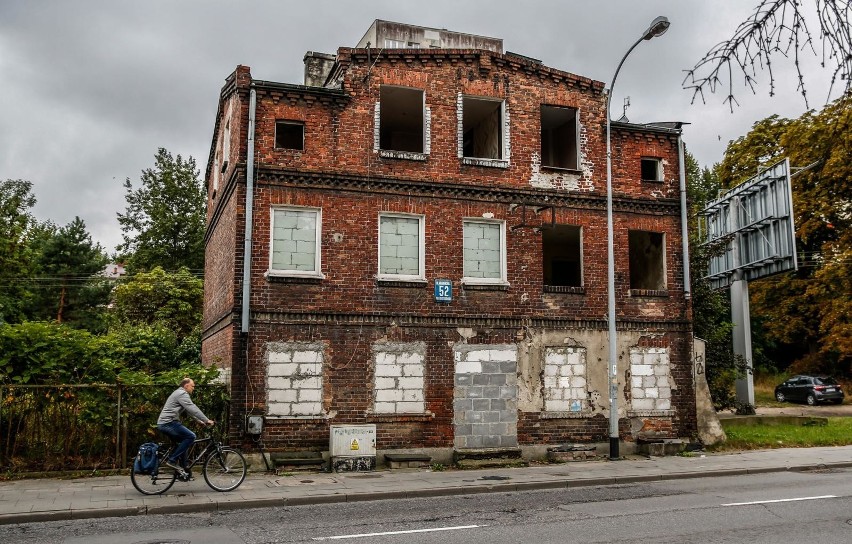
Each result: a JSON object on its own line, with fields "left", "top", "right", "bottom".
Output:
{"left": 157, "top": 377, "right": 214, "bottom": 474}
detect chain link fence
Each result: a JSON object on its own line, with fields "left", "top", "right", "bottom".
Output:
{"left": 0, "top": 384, "right": 228, "bottom": 474}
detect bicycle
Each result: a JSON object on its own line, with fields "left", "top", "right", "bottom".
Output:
{"left": 130, "top": 427, "right": 247, "bottom": 495}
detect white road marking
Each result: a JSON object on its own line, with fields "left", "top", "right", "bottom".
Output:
{"left": 312, "top": 524, "right": 485, "bottom": 540}
{"left": 722, "top": 495, "right": 836, "bottom": 506}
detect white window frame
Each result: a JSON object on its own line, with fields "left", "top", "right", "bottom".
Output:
{"left": 268, "top": 206, "right": 324, "bottom": 279}
{"left": 462, "top": 219, "right": 507, "bottom": 286}
{"left": 459, "top": 95, "right": 507, "bottom": 163}
{"left": 377, "top": 212, "right": 426, "bottom": 282}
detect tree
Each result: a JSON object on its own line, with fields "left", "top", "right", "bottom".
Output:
{"left": 30, "top": 217, "right": 110, "bottom": 329}
{"left": 716, "top": 94, "right": 852, "bottom": 375}
{"left": 684, "top": 150, "right": 746, "bottom": 409}
{"left": 0, "top": 179, "right": 38, "bottom": 323}
{"left": 110, "top": 267, "right": 203, "bottom": 341}
{"left": 117, "top": 148, "right": 206, "bottom": 272}
{"left": 685, "top": 0, "right": 851, "bottom": 110}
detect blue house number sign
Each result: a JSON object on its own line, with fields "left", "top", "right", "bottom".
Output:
{"left": 434, "top": 279, "right": 452, "bottom": 302}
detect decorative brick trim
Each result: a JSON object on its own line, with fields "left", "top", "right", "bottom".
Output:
{"left": 376, "top": 279, "right": 428, "bottom": 288}
{"left": 543, "top": 285, "right": 586, "bottom": 295}
{"left": 630, "top": 289, "right": 669, "bottom": 298}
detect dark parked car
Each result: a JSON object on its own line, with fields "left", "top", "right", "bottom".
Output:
{"left": 774, "top": 375, "right": 844, "bottom": 405}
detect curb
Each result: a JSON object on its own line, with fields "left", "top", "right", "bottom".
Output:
{"left": 3, "top": 461, "right": 852, "bottom": 525}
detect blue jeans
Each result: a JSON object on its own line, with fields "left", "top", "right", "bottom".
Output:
{"left": 157, "top": 422, "right": 196, "bottom": 466}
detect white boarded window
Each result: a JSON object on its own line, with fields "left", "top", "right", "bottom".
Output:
{"left": 629, "top": 347, "right": 672, "bottom": 411}
{"left": 543, "top": 347, "right": 587, "bottom": 412}
{"left": 463, "top": 220, "right": 506, "bottom": 284}
{"left": 373, "top": 343, "right": 426, "bottom": 414}
{"left": 378, "top": 213, "right": 424, "bottom": 281}
{"left": 266, "top": 343, "right": 324, "bottom": 418}
{"left": 270, "top": 207, "right": 322, "bottom": 278}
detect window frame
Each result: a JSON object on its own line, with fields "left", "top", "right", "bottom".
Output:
{"left": 540, "top": 105, "right": 580, "bottom": 171}
{"left": 641, "top": 157, "right": 662, "bottom": 182}
{"left": 275, "top": 120, "right": 305, "bottom": 151}
{"left": 377, "top": 212, "right": 426, "bottom": 282}
{"left": 268, "top": 206, "right": 324, "bottom": 279}
{"left": 460, "top": 95, "right": 506, "bottom": 162}
{"left": 378, "top": 85, "right": 426, "bottom": 154}
{"left": 542, "top": 224, "right": 584, "bottom": 288}
{"left": 628, "top": 229, "right": 667, "bottom": 291}
{"left": 462, "top": 218, "right": 508, "bottom": 286}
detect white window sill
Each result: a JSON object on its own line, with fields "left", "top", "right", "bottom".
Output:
{"left": 376, "top": 275, "right": 427, "bottom": 283}
{"left": 461, "top": 278, "right": 509, "bottom": 287}
{"left": 378, "top": 150, "right": 428, "bottom": 161}
{"left": 461, "top": 157, "right": 509, "bottom": 169}
{"left": 265, "top": 270, "right": 325, "bottom": 280}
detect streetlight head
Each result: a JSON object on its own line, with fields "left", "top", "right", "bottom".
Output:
{"left": 642, "top": 16, "right": 670, "bottom": 40}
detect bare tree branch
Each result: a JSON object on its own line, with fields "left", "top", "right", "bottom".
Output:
{"left": 684, "top": 0, "right": 852, "bottom": 112}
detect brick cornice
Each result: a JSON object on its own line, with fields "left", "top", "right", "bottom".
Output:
{"left": 254, "top": 166, "right": 681, "bottom": 215}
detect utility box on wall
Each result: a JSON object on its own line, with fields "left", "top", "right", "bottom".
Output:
{"left": 330, "top": 424, "right": 376, "bottom": 472}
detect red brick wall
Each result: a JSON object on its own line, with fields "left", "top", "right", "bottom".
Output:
{"left": 202, "top": 49, "right": 695, "bottom": 453}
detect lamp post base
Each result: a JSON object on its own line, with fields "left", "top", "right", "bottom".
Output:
{"left": 609, "top": 437, "right": 621, "bottom": 460}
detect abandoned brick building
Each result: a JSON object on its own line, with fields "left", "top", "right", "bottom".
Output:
{"left": 202, "top": 20, "right": 696, "bottom": 464}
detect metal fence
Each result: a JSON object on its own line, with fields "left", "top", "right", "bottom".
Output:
{"left": 0, "top": 384, "right": 228, "bottom": 474}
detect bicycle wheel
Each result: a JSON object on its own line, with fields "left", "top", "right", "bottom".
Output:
{"left": 203, "top": 447, "right": 247, "bottom": 492}
{"left": 130, "top": 463, "right": 177, "bottom": 495}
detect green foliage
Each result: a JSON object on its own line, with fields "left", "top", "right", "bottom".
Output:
{"left": 117, "top": 148, "right": 206, "bottom": 273}
{"left": 29, "top": 217, "right": 110, "bottom": 330}
{"left": 0, "top": 322, "right": 114, "bottom": 384}
{"left": 110, "top": 267, "right": 203, "bottom": 341}
{"left": 722, "top": 95, "right": 852, "bottom": 375}
{"left": 715, "top": 417, "right": 852, "bottom": 451}
{"left": 0, "top": 180, "right": 38, "bottom": 323}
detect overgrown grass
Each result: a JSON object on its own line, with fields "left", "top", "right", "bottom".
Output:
{"left": 712, "top": 417, "right": 852, "bottom": 451}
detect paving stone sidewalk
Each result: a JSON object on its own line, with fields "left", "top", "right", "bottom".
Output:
{"left": 2, "top": 445, "right": 852, "bottom": 525}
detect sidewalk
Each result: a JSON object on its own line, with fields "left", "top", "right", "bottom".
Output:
{"left": 2, "top": 445, "right": 852, "bottom": 525}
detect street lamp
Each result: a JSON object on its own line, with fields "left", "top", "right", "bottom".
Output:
{"left": 605, "top": 16, "right": 670, "bottom": 460}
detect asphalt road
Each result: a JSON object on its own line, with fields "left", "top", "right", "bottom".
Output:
{"left": 7, "top": 467, "right": 852, "bottom": 543}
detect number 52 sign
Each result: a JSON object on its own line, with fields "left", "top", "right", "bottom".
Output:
{"left": 434, "top": 279, "right": 452, "bottom": 303}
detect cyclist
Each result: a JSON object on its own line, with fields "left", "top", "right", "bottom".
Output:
{"left": 157, "top": 377, "right": 214, "bottom": 474}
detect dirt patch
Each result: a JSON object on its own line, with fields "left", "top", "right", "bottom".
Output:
{"left": 721, "top": 404, "right": 852, "bottom": 418}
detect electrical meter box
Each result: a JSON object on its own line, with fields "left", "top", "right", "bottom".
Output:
{"left": 329, "top": 424, "right": 376, "bottom": 472}
{"left": 246, "top": 415, "right": 263, "bottom": 435}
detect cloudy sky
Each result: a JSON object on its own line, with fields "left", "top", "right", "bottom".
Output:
{"left": 0, "top": 0, "right": 841, "bottom": 253}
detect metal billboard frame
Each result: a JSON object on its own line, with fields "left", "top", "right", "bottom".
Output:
{"left": 700, "top": 158, "right": 798, "bottom": 289}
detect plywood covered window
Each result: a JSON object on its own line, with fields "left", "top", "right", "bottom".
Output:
{"left": 269, "top": 207, "right": 322, "bottom": 277}
{"left": 463, "top": 220, "right": 506, "bottom": 284}
{"left": 378, "top": 213, "right": 425, "bottom": 281}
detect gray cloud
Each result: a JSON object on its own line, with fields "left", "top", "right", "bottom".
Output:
{"left": 0, "top": 0, "right": 839, "bottom": 251}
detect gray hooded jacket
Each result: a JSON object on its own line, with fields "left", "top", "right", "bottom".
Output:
{"left": 157, "top": 387, "right": 209, "bottom": 425}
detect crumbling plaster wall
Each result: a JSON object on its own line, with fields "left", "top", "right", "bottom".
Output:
{"left": 515, "top": 328, "right": 662, "bottom": 420}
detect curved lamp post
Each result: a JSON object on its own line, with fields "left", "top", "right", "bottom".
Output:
{"left": 606, "top": 16, "right": 670, "bottom": 460}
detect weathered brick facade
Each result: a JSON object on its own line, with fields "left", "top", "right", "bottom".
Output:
{"left": 202, "top": 25, "right": 696, "bottom": 462}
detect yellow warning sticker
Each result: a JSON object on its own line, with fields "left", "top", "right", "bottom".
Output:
{"left": 350, "top": 439, "right": 360, "bottom": 450}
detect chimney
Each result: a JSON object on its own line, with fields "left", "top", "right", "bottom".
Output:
{"left": 303, "top": 52, "right": 336, "bottom": 87}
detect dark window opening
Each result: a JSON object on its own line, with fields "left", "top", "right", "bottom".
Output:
{"left": 275, "top": 121, "right": 304, "bottom": 150}
{"left": 463, "top": 97, "right": 503, "bottom": 159}
{"left": 541, "top": 105, "right": 578, "bottom": 169}
{"left": 641, "top": 158, "right": 661, "bottom": 181}
{"left": 380, "top": 86, "right": 424, "bottom": 153}
{"left": 628, "top": 230, "right": 665, "bottom": 290}
{"left": 543, "top": 225, "right": 582, "bottom": 287}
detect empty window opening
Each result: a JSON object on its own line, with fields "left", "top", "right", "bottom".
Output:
{"left": 543, "top": 225, "right": 582, "bottom": 287}
{"left": 380, "top": 86, "right": 424, "bottom": 153}
{"left": 628, "top": 230, "right": 665, "bottom": 290}
{"left": 463, "top": 97, "right": 503, "bottom": 160}
{"left": 641, "top": 158, "right": 662, "bottom": 181}
{"left": 541, "top": 106, "right": 579, "bottom": 169}
{"left": 275, "top": 121, "right": 304, "bottom": 150}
